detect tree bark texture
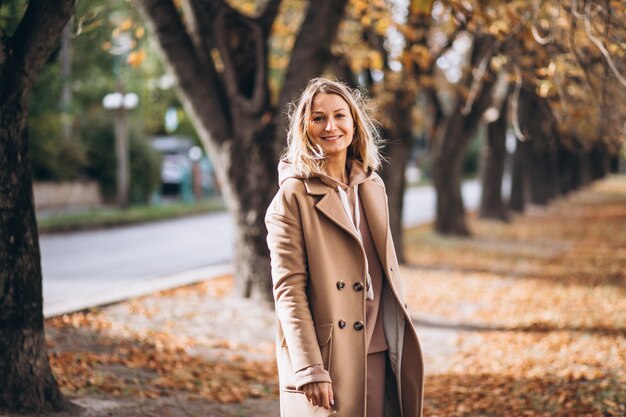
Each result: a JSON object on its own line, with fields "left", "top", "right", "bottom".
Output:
{"left": 479, "top": 88, "right": 510, "bottom": 221}
{"left": 513, "top": 83, "right": 559, "bottom": 209}
{"left": 527, "top": 140, "right": 555, "bottom": 205}
{"left": 557, "top": 146, "right": 577, "bottom": 195}
{"left": 588, "top": 143, "right": 610, "bottom": 180}
{"left": 135, "top": 0, "right": 348, "bottom": 301}
{"left": 0, "top": 0, "right": 76, "bottom": 412}
{"left": 609, "top": 154, "right": 620, "bottom": 173}
{"left": 432, "top": 35, "right": 498, "bottom": 236}
{"left": 379, "top": 90, "right": 414, "bottom": 263}
{"left": 509, "top": 137, "right": 526, "bottom": 213}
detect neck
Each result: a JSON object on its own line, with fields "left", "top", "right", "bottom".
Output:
{"left": 324, "top": 155, "right": 348, "bottom": 184}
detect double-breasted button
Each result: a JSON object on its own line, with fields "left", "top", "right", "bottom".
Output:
{"left": 338, "top": 319, "right": 346, "bottom": 329}
{"left": 354, "top": 321, "right": 364, "bottom": 331}
{"left": 336, "top": 281, "right": 346, "bottom": 290}
{"left": 353, "top": 282, "right": 364, "bottom": 292}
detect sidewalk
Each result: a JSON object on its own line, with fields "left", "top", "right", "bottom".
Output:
{"left": 42, "top": 180, "right": 481, "bottom": 318}
{"left": 35, "top": 176, "right": 625, "bottom": 417}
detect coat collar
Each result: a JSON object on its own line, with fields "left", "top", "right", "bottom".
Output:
{"left": 307, "top": 178, "right": 361, "bottom": 243}
{"left": 358, "top": 178, "right": 390, "bottom": 270}
{"left": 305, "top": 176, "right": 390, "bottom": 270}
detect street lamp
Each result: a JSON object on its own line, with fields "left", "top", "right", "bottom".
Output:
{"left": 102, "top": 91, "right": 139, "bottom": 208}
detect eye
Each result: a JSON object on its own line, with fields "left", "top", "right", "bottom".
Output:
{"left": 336, "top": 113, "right": 345, "bottom": 119}
{"left": 312, "top": 116, "right": 324, "bottom": 122}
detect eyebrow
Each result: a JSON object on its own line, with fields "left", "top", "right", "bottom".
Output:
{"left": 311, "top": 108, "right": 348, "bottom": 115}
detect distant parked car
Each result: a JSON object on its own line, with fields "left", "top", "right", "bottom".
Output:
{"left": 151, "top": 135, "right": 216, "bottom": 199}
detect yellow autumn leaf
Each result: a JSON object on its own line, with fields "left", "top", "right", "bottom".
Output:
{"left": 489, "top": 20, "right": 508, "bottom": 36}
{"left": 374, "top": 18, "right": 390, "bottom": 35}
{"left": 410, "top": 44, "right": 432, "bottom": 69}
{"left": 120, "top": 18, "right": 133, "bottom": 31}
{"left": 410, "top": 0, "right": 434, "bottom": 14}
{"left": 538, "top": 80, "right": 553, "bottom": 98}
{"left": 368, "top": 50, "right": 384, "bottom": 70}
{"left": 490, "top": 55, "right": 508, "bottom": 72}
{"left": 127, "top": 49, "right": 146, "bottom": 68}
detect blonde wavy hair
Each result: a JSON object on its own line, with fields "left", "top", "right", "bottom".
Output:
{"left": 283, "top": 77, "right": 383, "bottom": 177}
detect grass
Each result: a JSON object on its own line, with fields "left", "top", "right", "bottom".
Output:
{"left": 37, "top": 197, "right": 227, "bottom": 233}
{"left": 36, "top": 177, "right": 471, "bottom": 233}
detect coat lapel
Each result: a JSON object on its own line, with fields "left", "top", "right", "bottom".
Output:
{"left": 305, "top": 178, "right": 361, "bottom": 243}
{"left": 305, "top": 175, "right": 391, "bottom": 268}
{"left": 359, "top": 178, "right": 390, "bottom": 271}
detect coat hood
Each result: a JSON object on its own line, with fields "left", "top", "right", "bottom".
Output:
{"left": 278, "top": 159, "right": 373, "bottom": 190}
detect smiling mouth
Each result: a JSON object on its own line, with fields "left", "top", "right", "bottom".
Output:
{"left": 321, "top": 135, "right": 342, "bottom": 141}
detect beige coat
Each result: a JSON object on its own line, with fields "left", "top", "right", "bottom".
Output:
{"left": 265, "top": 161, "right": 424, "bottom": 417}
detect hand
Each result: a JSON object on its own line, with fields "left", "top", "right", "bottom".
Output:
{"left": 301, "top": 381, "right": 334, "bottom": 409}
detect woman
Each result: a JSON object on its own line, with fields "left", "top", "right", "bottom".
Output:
{"left": 265, "top": 78, "right": 424, "bottom": 417}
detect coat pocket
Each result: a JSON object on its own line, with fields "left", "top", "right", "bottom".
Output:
{"left": 314, "top": 322, "right": 333, "bottom": 373}
{"left": 280, "top": 322, "right": 334, "bottom": 391}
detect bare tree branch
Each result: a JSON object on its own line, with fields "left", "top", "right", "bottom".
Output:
{"left": 462, "top": 6, "right": 534, "bottom": 115}
{"left": 213, "top": 6, "right": 268, "bottom": 116}
{"left": 135, "top": 0, "right": 233, "bottom": 142}
{"left": 597, "top": 0, "right": 611, "bottom": 140}
{"left": 425, "top": 85, "right": 445, "bottom": 128}
{"left": 583, "top": 0, "right": 626, "bottom": 87}
{"left": 328, "top": 52, "right": 359, "bottom": 88}
{"left": 568, "top": 9, "right": 602, "bottom": 111}
{"left": 431, "top": 12, "right": 471, "bottom": 64}
{"left": 256, "top": 0, "right": 282, "bottom": 37}
{"left": 182, "top": 0, "right": 221, "bottom": 57}
{"left": 531, "top": 0, "right": 559, "bottom": 45}
{"left": 511, "top": 66, "right": 527, "bottom": 141}
{"left": 9, "top": 0, "right": 76, "bottom": 85}
{"left": 277, "top": 0, "right": 349, "bottom": 113}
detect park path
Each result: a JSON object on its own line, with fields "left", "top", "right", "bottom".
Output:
{"left": 40, "top": 180, "right": 481, "bottom": 317}
{"left": 34, "top": 176, "right": 626, "bottom": 417}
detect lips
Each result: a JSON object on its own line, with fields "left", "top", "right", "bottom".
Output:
{"left": 321, "top": 135, "right": 342, "bottom": 141}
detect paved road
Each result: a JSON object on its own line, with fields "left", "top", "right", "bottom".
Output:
{"left": 41, "top": 180, "right": 480, "bottom": 316}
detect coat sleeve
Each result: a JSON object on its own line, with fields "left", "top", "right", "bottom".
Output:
{"left": 266, "top": 207, "right": 324, "bottom": 373}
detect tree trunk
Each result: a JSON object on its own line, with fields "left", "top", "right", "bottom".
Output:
{"left": 432, "top": 136, "right": 468, "bottom": 235}
{"left": 432, "top": 110, "right": 475, "bottom": 236}
{"left": 578, "top": 150, "right": 593, "bottom": 187}
{"left": 569, "top": 150, "right": 584, "bottom": 191}
{"left": 226, "top": 120, "right": 278, "bottom": 300}
{"left": 479, "top": 89, "right": 510, "bottom": 221}
{"left": 557, "top": 146, "right": 575, "bottom": 195}
{"left": 0, "top": 0, "right": 77, "bottom": 412}
{"left": 379, "top": 90, "right": 413, "bottom": 263}
{"left": 431, "top": 34, "right": 497, "bottom": 236}
{"left": 0, "top": 132, "right": 70, "bottom": 411}
{"left": 135, "top": 0, "right": 349, "bottom": 301}
{"left": 610, "top": 154, "right": 620, "bottom": 173}
{"left": 514, "top": 83, "right": 560, "bottom": 207}
{"left": 527, "top": 143, "right": 552, "bottom": 205}
{"left": 509, "top": 138, "right": 529, "bottom": 213}
{"left": 588, "top": 143, "right": 609, "bottom": 180}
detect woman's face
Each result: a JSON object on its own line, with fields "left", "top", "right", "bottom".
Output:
{"left": 308, "top": 93, "right": 355, "bottom": 160}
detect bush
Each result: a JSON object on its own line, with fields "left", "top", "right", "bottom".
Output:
{"left": 78, "top": 111, "right": 161, "bottom": 204}
{"left": 29, "top": 112, "right": 87, "bottom": 181}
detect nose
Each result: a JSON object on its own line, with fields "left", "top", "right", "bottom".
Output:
{"left": 325, "top": 117, "right": 336, "bottom": 132}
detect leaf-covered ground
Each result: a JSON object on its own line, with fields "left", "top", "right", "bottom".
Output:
{"left": 41, "top": 176, "right": 625, "bottom": 417}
